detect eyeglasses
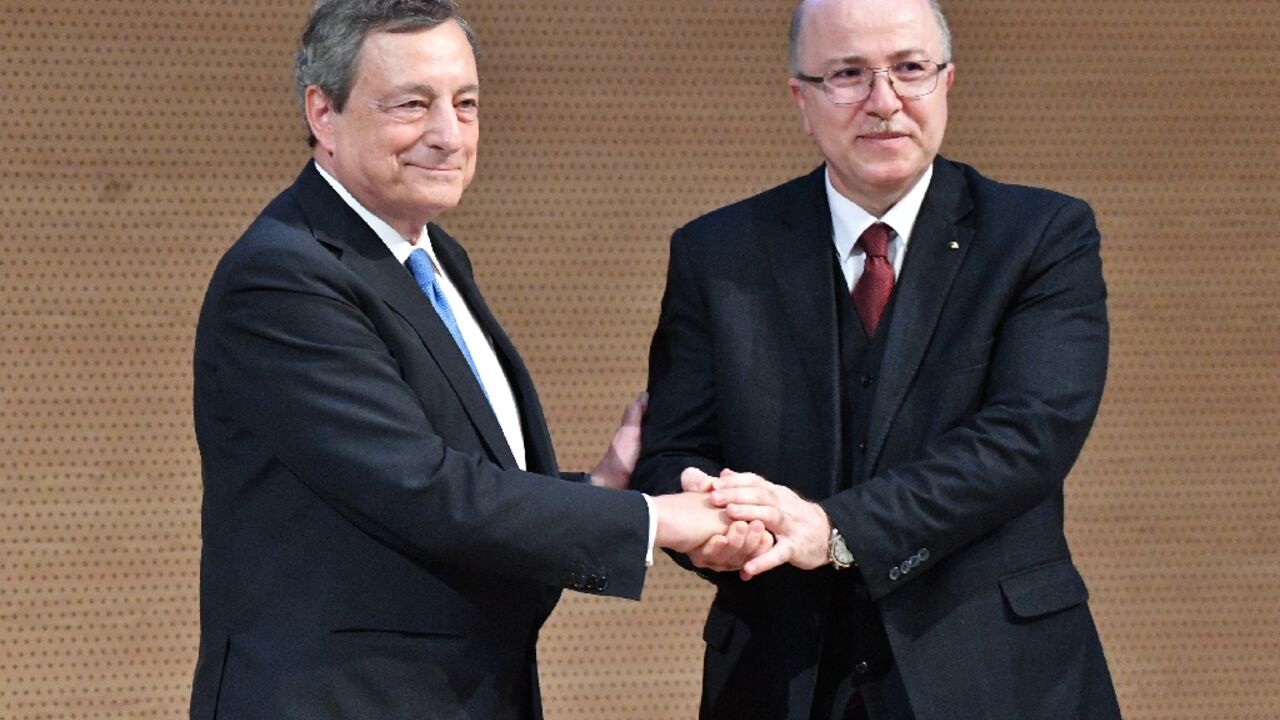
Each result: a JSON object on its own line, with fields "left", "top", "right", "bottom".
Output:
{"left": 795, "top": 60, "right": 949, "bottom": 105}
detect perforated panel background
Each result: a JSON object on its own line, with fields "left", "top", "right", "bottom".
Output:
{"left": 2, "top": 1, "right": 1277, "bottom": 718}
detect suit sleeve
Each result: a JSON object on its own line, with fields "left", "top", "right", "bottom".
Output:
{"left": 633, "top": 227, "right": 731, "bottom": 581}
{"left": 821, "top": 197, "right": 1109, "bottom": 600}
{"left": 203, "top": 239, "right": 649, "bottom": 599}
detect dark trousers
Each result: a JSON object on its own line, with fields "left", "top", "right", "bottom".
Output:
{"left": 844, "top": 664, "right": 915, "bottom": 720}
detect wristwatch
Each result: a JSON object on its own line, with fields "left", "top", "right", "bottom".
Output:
{"left": 828, "top": 527, "right": 855, "bottom": 570}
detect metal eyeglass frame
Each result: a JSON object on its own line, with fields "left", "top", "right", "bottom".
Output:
{"left": 794, "top": 61, "right": 951, "bottom": 105}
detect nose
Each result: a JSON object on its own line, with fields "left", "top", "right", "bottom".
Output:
{"left": 424, "top": 101, "right": 463, "bottom": 154}
{"left": 861, "top": 70, "right": 903, "bottom": 119}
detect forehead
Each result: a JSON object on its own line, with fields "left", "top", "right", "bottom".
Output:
{"left": 799, "top": 0, "right": 943, "bottom": 63}
{"left": 352, "top": 20, "right": 478, "bottom": 90}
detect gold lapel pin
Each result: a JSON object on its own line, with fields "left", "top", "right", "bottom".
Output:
{"left": 949, "top": 241, "right": 960, "bottom": 250}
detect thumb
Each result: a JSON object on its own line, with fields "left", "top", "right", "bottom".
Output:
{"left": 621, "top": 391, "right": 649, "bottom": 426}
{"left": 681, "top": 467, "right": 715, "bottom": 492}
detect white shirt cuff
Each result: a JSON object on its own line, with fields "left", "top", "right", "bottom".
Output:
{"left": 641, "top": 493, "right": 657, "bottom": 567}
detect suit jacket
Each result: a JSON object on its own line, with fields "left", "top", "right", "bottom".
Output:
{"left": 635, "top": 158, "right": 1121, "bottom": 720}
{"left": 190, "top": 162, "right": 649, "bottom": 720}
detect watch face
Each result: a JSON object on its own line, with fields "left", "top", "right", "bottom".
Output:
{"left": 830, "top": 532, "right": 854, "bottom": 567}
{"left": 833, "top": 543, "right": 854, "bottom": 565}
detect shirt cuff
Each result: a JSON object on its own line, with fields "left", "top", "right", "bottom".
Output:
{"left": 641, "top": 493, "right": 657, "bottom": 567}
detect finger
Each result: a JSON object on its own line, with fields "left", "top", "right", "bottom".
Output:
{"left": 711, "top": 522, "right": 752, "bottom": 570}
{"left": 716, "top": 520, "right": 748, "bottom": 552}
{"left": 729, "top": 521, "right": 769, "bottom": 566}
{"left": 741, "top": 541, "right": 792, "bottom": 580}
{"left": 756, "top": 529, "right": 776, "bottom": 553}
{"left": 725, "top": 503, "right": 785, "bottom": 528}
{"left": 710, "top": 487, "right": 774, "bottom": 507}
{"left": 689, "top": 534, "right": 729, "bottom": 569}
{"left": 680, "top": 467, "right": 715, "bottom": 493}
{"left": 693, "top": 521, "right": 751, "bottom": 571}
{"left": 714, "top": 521, "right": 758, "bottom": 569}
{"left": 711, "top": 472, "right": 766, "bottom": 491}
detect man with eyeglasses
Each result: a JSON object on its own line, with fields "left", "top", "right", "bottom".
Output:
{"left": 633, "top": 0, "right": 1122, "bottom": 718}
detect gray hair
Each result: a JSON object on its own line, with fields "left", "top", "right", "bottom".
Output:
{"left": 787, "top": 0, "right": 952, "bottom": 76}
{"left": 294, "top": 0, "right": 479, "bottom": 147}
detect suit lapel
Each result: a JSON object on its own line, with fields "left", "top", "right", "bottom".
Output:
{"left": 430, "top": 227, "right": 557, "bottom": 474}
{"left": 864, "top": 159, "right": 975, "bottom": 475}
{"left": 291, "top": 163, "right": 517, "bottom": 469}
{"left": 762, "top": 168, "right": 842, "bottom": 493}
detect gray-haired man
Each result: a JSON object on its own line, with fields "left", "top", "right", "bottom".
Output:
{"left": 191, "top": 2, "right": 736, "bottom": 717}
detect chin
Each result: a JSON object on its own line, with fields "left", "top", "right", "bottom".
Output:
{"left": 417, "top": 193, "right": 463, "bottom": 217}
{"left": 861, "top": 160, "right": 925, "bottom": 187}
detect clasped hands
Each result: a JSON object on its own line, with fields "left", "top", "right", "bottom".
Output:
{"left": 653, "top": 468, "right": 833, "bottom": 581}
{"left": 588, "top": 395, "right": 831, "bottom": 580}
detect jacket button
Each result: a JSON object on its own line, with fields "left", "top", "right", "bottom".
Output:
{"left": 853, "top": 661, "right": 870, "bottom": 675}
{"left": 888, "top": 567, "right": 901, "bottom": 581}
{"left": 860, "top": 374, "right": 873, "bottom": 386}
{"left": 857, "top": 441, "right": 867, "bottom": 453}
{"left": 899, "top": 560, "right": 912, "bottom": 575}
{"left": 918, "top": 548, "right": 930, "bottom": 561}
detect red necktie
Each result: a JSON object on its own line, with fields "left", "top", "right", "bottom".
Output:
{"left": 852, "top": 222, "right": 895, "bottom": 338}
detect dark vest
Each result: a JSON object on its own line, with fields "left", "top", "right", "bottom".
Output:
{"left": 810, "top": 257, "right": 898, "bottom": 718}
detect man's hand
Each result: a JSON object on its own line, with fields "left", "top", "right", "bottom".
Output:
{"left": 651, "top": 490, "right": 733, "bottom": 554}
{"left": 589, "top": 392, "right": 648, "bottom": 489}
{"left": 679, "top": 468, "right": 775, "bottom": 578}
{"left": 707, "top": 470, "right": 832, "bottom": 580}
{"left": 687, "top": 519, "right": 775, "bottom": 578}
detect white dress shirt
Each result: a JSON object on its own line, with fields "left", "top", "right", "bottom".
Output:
{"left": 827, "top": 164, "right": 934, "bottom": 292}
{"left": 316, "top": 164, "right": 527, "bottom": 470}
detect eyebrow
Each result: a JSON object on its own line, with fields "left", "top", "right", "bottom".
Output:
{"left": 389, "top": 82, "right": 480, "bottom": 98}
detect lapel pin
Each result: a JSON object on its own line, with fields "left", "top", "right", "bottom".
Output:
{"left": 949, "top": 241, "right": 960, "bottom": 250}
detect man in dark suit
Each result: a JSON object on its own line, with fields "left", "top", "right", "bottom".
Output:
{"left": 190, "top": 2, "right": 733, "bottom": 718}
{"left": 633, "top": 0, "right": 1122, "bottom": 718}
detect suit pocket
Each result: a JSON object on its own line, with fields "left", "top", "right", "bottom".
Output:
{"left": 999, "top": 559, "right": 1089, "bottom": 619}
{"left": 331, "top": 626, "right": 467, "bottom": 639}
{"left": 215, "top": 629, "right": 471, "bottom": 718}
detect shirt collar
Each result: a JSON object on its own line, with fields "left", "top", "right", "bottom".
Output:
{"left": 827, "top": 163, "right": 934, "bottom": 260}
{"left": 314, "top": 162, "right": 430, "bottom": 265}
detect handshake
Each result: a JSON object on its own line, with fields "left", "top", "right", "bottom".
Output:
{"left": 592, "top": 395, "right": 834, "bottom": 580}
{"left": 650, "top": 468, "right": 834, "bottom": 581}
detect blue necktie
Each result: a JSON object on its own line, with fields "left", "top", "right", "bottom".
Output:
{"left": 406, "top": 248, "right": 487, "bottom": 398}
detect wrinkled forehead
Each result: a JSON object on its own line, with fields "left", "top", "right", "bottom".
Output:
{"left": 352, "top": 21, "right": 478, "bottom": 90}
{"left": 799, "top": 0, "right": 944, "bottom": 64}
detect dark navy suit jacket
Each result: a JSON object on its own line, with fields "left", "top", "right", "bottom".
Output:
{"left": 635, "top": 158, "right": 1121, "bottom": 720}
{"left": 191, "top": 162, "right": 648, "bottom": 719}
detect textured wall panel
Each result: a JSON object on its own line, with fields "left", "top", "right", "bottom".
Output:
{"left": 1, "top": 0, "right": 1277, "bottom": 718}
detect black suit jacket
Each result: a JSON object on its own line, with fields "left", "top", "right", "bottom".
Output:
{"left": 191, "top": 162, "right": 649, "bottom": 720}
{"left": 635, "top": 158, "right": 1121, "bottom": 720}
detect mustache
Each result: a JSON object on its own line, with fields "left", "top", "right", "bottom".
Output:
{"left": 867, "top": 118, "right": 907, "bottom": 135}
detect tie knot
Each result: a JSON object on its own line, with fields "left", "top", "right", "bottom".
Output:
{"left": 406, "top": 247, "right": 436, "bottom": 286}
{"left": 857, "top": 222, "right": 892, "bottom": 259}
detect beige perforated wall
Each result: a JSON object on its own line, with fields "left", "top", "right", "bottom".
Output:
{"left": 2, "top": 0, "right": 1277, "bottom": 718}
